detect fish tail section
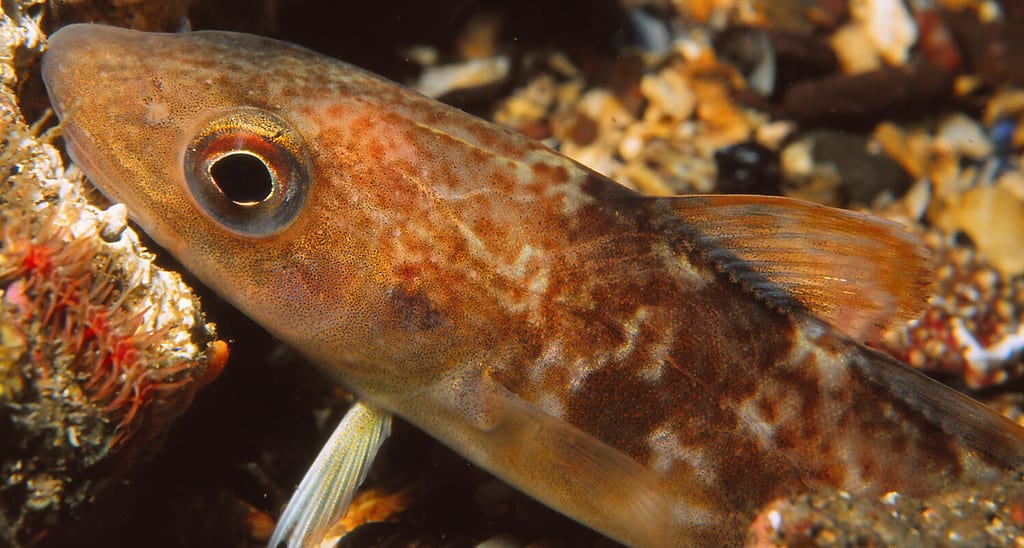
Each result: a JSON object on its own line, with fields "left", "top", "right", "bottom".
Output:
{"left": 733, "top": 317, "right": 1024, "bottom": 499}
{"left": 852, "top": 344, "right": 1024, "bottom": 471}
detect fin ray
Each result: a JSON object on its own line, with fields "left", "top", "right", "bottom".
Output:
{"left": 269, "top": 401, "right": 392, "bottom": 548}
{"left": 656, "top": 194, "right": 933, "bottom": 342}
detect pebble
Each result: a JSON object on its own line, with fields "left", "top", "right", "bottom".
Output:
{"left": 850, "top": 0, "right": 917, "bottom": 65}
{"left": 931, "top": 185, "right": 1024, "bottom": 278}
{"left": 937, "top": 112, "right": 993, "bottom": 160}
{"left": 747, "top": 469, "right": 1024, "bottom": 547}
{"left": 781, "top": 130, "right": 911, "bottom": 206}
{"left": 714, "top": 141, "right": 782, "bottom": 195}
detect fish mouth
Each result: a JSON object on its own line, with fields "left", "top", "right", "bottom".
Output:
{"left": 42, "top": 25, "right": 121, "bottom": 199}
{"left": 41, "top": 24, "right": 107, "bottom": 119}
{"left": 41, "top": 24, "right": 174, "bottom": 236}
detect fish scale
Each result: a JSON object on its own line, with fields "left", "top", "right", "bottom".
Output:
{"left": 42, "top": 23, "right": 1024, "bottom": 547}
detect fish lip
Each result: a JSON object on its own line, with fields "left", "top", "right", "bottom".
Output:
{"left": 41, "top": 24, "right": 101, "bottom": 105}
{"left": 40, "top": 27, "right": 74, "bottom": 120}
{"left": 41, "top": 24, "right": 105, "bottom": 167}
{"left": 41, "top": 27, "right": 105, "bottom": 196}
{"left": 41, "top": 24, "right": 152, "bottom": 227}
{"left": 42, "top": 24, "right": 147, "bottom": 118}
{"left": 59, "top": 122, "right": 121, "bottom": 200}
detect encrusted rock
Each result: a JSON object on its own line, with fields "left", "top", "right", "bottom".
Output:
{"left": 0, "top": 2, "right": 223, "bottom": 543}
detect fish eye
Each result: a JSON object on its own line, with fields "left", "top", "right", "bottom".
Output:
{"left": 184, "top": 108, "right": 309, "bottom": 237}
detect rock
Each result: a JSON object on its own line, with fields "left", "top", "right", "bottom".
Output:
{"left": 781, "top": 130, "right": 912, "bottom": 206}
{"left": 747, "top": 469, "right": 1024, "bottom": 547}
{"left": 936, "top": 112, "right": 993, "bottom": 160}
{"left": 715, "top": 27, "right": 776, "bottom": 96}
{"left": 775, "top": 58, "right": 954, "bottom": 127}
{"left": 849, "top": 0, "right": 917, "bottom": 66}
{"left": 714, "top": 141, "right": 782, "bottom": 195}
{"left": 945, "top": 4, "right": 1024, "bottom": 88}
{"left": 931, "top": 185, "right": 1024, "bottom": 278}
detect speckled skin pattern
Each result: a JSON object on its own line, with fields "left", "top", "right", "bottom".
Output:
{"left": 43, "top": 24, "right": 1024, "bottom": 546}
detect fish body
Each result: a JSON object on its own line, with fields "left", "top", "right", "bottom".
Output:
{"left": 42, "top": 24, "right": 1024, "bottom": 546}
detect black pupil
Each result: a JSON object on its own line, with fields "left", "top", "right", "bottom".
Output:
{"left": 210, "top": 153, "right": 273, "bottom": 204}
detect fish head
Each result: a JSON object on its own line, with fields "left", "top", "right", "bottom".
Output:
{"left": 45, "top": 25, "right": 312, "bottom": 242}
{"left": 42, "top": 24, "right": 456, "bottom": 391}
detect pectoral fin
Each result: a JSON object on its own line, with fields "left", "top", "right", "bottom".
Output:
{"left": 413, "top": 375, "right": 676, "bottom": 547}
{"left": 269, "top": 401, "right": 392, "bottom": 548}
{"left": 494, "top": 387, "right": 675, "bottom": 547}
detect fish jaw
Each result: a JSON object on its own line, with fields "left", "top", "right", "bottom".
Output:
{"left": 43, "top": 25, "right": 183, "bottom": 246}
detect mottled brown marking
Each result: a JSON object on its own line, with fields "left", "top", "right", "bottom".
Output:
{"left": 326, "top": 104, "right": 346, "bottom": 121}
{"left": 486, "top": 164, "right": 516, "bottom": 195}
{"left": 759, "top": 390, "right": 784, "bottom": 420}
{"left": 847, "top": 357, "right": 965, "bottom": 491}
{"left": 387, "top": 286, "right": 446, "bottom": 331}
{"left": 484, "top": 183, "right": 815, "bottom": 536}
{"left": 530, "top": 161, "right": 569, "bottom": 187}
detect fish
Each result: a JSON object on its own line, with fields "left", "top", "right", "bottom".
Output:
{"left": 41, "top": 23, "right": 1024, "bottom": 547}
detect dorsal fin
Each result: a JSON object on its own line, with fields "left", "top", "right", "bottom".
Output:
{"left": 654, "top": 194, "right": 933, "bottom": 343}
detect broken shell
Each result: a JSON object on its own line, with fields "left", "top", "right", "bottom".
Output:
{"left": 414, "top": 56, "right": 511, "bottom": 99}
{"left": 831, "top": 22, "right": 883, "bottom": 74}
{"left": 936, "top": 112, "right": 993, "bottom": 160}
{"left": 640, "top": 67, "right": 697, "bottom": 124}
{"left": 931, "top": 185, "right": 1024, "bottom": 278}
{"left": 850, "top": 0, "right": 918, "bottom": 66}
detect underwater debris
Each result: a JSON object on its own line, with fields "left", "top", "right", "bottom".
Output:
{"left": 320, "top": 485, "right": 414, "bottom": 543}
{"left": 0, "top": 2, "right": 223, "bottom": 544}
{"left": 492, "top": 0, "right": 1024, "bottom": 397}
{"left": 492, "top": 32, "right": 764, "bottom": 197}
{"left": 746, "top": 468, "right": 1024, "bottom": 547}
{"left": 879, "top": 228, "right": 1024, "bottom": 390}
